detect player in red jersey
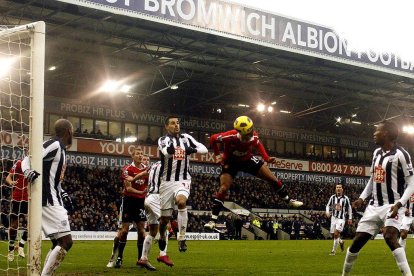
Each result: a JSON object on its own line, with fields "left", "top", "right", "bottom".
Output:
{"left": 204, "top": 116, "right": 303, "bottom": 230}
{"left": 107, "top": 147, "right": 150, "bottom": 269}
{"left": 5, "top": 159, "right": 29, "bottom": 261}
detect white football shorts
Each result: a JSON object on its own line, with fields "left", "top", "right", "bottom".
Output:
{"left": 400, "top": 216, "right": 413, "bottom": 231}
{"left": 357, "top": 204, "right": 405, "bottom": 236}
{"left": 145, "top": 194, "right": 161, "bottom": 225}
{"left": 42, "top": 205, "right": 71, "bottom": 239}
{"left": 159, "top": 179, "right": 191, "bottom": 217}
{"left": 330, "top": 217, "right": 345, "bottom": 234}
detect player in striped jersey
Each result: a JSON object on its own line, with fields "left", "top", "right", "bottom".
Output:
{"left": 342, "top": 120, "right": 414, "bottom": 276}
{"left": 22, "top": 119, "right": 74, "bottom": 276}
{"left": 137, "top": 160, "right": 174, "bottom": 270}
{"left": 157, "top": 116, "right": 208, "bottom": 252}
{"left": 326, "top": 184, "right": 352, "bottom": 255}
{"left": 398, "top": 195, "right": 414, "bottom": 249}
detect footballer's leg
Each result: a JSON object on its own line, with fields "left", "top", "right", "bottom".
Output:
{"left": 136, "top": 221, "right": 146, "bottom": 260}
{"left": 41, "top": 234, "right": 73, "bottom": 276}
{"left": 176, "top": 193, "right": 189, "bottom": 252}
{"left": 157, "top": 228, "right": 173, "bottom": 267}
{"left": 107, "top": 234, "right": 120, "bottom": 267}
{"left": 7, "top": 214, "right": 19, "bottom": 262}
{"left": 342, "top": 232, "right": 371, "bottom": 276}
{"left": 205, "top": 173, "right": 233, "bottom": 230}
{"left": 18, "top": 230, "right": 27, "bottom": 258}
{"left": 257, "top": 164, "right": 303, "bottom": 208}
{"left": 158, "top": 216, "right": 170, "bottom": 256}
{"left": 137, "top": 223, "right": 157, "bottom": 271}
{"left": 114, "top": 223, "right": 129, "bottom": 268}
{"left": 383, "top": 226, "right": 412, "bottom": 276}
{"left": 331, "top": 229, "right": 340, "bottom": 255}
{"left": 399, "top": 229, "right": 408, "bottom": 248}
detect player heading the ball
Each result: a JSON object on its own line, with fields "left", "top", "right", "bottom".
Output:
{"left": 205, "top": 115, "right": 303, "bottom": 230}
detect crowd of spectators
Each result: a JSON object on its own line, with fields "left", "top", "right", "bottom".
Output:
{"left": 0, "top": 164, "right": 367, "bottom": 239}
{"left": 73, "top": 128, "right": 115, "bottom": 141}
{"left": 190, "top": 175, "right": 364, "bottom": 211}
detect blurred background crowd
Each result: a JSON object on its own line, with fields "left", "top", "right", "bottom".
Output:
{"left": 0, "top": 163, "right": 369, "bottom": 240}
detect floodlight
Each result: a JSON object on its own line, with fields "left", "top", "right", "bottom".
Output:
{"left": 257, "top": 103, "right": 265, "bottom": 112}
{"left": 0, "top": 57, "right": 14, "bottom": 77}
{"left": 100, "top": 80, "right": 118, "bottom": 93}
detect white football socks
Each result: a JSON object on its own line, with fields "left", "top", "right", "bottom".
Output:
{"left": 342, "top": 248, "right": 359, "bottom": 275}
{"left": 41, "top": 245, "right": 67, "bottom": 276}
{"left": 141, "top": 235, "right": 153, "bottom": 260}
{"left": 332, "top": 238, "right": 339, "bottom": 252}
{"left": 392, "top": 247, "right": 412, "bottom": 276}
{"left": 177, "top": 208, "right": 188, "bottom": 241}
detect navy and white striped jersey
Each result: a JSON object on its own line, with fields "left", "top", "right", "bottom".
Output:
{"left": 326, "top": 194, "right": 352, "bottom": 220}
{"left": 148, "top": 161, "right": 162, "bottom": 195}
{"left": 42, "top": 137, "right": 67, "bottom": 207}
{"left": 368, "top": 146, "right": 414, "bottom": 206}
{"left": 158, "top": 133, "right": 207, "bottom": 182}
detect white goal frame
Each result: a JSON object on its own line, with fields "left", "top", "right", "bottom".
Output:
{"left": 0, "top": 21, "right": 45, "bottom": 276}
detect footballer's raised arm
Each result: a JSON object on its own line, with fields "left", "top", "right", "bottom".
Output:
{"left": 255, "top": 139, "right": 270, "bottom": 162}
{"left": 158, "top": 136, "right": 175, "bottom": 157}
{"left": 186, "top": 134, "right": 208, "bottom": 154}
{"left": 210, "top": 132, "right": 222, "bottom": 156}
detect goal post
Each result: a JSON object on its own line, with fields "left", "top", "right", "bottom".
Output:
{"left": 0, "top": 21, "right": 45, "bottom": 276}
{"left": 28, "top": 21, "right": 45, "bottom": 276}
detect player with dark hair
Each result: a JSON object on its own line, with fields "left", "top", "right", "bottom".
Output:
{"left": 326, "top": 183, "right": 352, "bottom": 255}
{"left": 342, "top": 120, "right": 414, "bottom": 276}
{"left": 158, "top": 116, "right": 208, "bottom": 252}
{"left": 204, "top": 116, "right": 303, "bottom": 230}
{"left": 5, "top": 159, "right": 29, "bottom": 261}
{"left": 107, "top": 147, "right": 149, "bottom": 268}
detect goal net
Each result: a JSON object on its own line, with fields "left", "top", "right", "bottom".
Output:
{"left": 0, "top": 22, "right": 45, "bottom": 275}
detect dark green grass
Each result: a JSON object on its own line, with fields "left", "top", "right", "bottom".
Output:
{"left": 1, "top": 239, "right": 413, "bottom": 275}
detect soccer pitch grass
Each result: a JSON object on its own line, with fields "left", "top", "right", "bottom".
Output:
{"left": 2, "top": 239, "right": 413, "bottom": 275}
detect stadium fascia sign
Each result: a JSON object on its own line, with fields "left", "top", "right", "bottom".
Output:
{"left": 67, "top": 152, "right": 368, "bottom": 183}
{"left": 48, "top": 98, "right": 374, "bottom": 149}
{"left": 58, "top": 0, "right": 413, "bottom": 78}
{"left": 68, "top": 139, "right": 370, "bottom": 176}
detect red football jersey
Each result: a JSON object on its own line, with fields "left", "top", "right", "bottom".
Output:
{"left": 210, "top": 129, "right": 270, "bottom": 162}
{"left": 9, "top": 160, "right": 29, "bottom": 201}
{"left": 121, "top": 162, "right": 148, "bottom": 199}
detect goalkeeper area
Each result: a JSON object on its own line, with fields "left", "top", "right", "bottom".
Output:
{"left": 0, "top": 239, "right": 411, "bottom": 275}
{"left": 0, "top": 21, "right": 44, "bottom": 275}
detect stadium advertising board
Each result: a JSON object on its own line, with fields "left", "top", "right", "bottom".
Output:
{"left": 309, "top": 161, "right": 365, "bottom": 176}
{"left": 57, "top": 0, "right": 413, "bottom": 78}
{"left": 0, "top": 131, "right": 29, "bottom": 147}
{"left": 275, "top": 171, "right": 368, "bottom": 186}
{"left": 66, "top": 152, "right": 222, "bottom": 174}
{"left": 66, "top": 152, "right": 368, "bottom": 183}
{"left": 255, "top": 126, "right": 373, "bottom": 149}
{"left": 45, "top": 231, "right": 219, "bottom": 241}
{"left": 50, "top": 98, "right": 227, "bottom": 132}
{"left": 75, "top": 139, "right": 217, "bottom": 162}
{"left": 75, "top": 139, "right": 369, "bottom": 174}
{"left": 268, "top": 158, "right": 308, "bottom": 171}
